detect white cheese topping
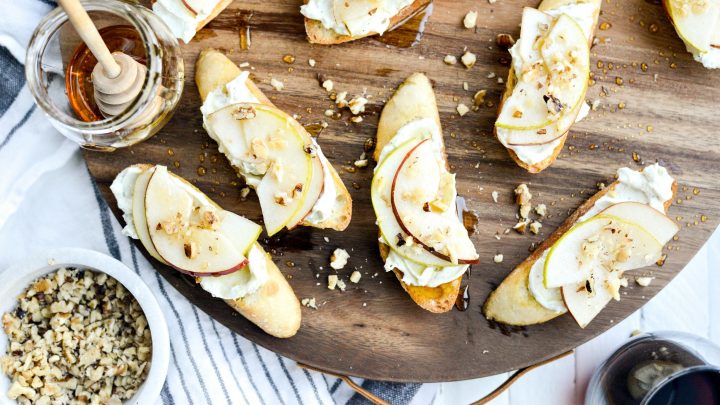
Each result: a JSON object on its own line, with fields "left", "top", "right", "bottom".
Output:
{"left": 692, "top": 48, "right": 720, "bottom": 69}
{"left": 199, "top": 243, "right": 269, "bottom": 299}
{"left": 200, "top": 72, "right": 339, "bottom": 223}
{"left": 109, "top": 166, "right": 143, "bottom": 239}
{"left": 528, "top": 164, "right": 674, "bottom": 312}
{"left": 375, "top": 118, "right": 470, "bottom": 287}
{"left": 500, "top": 1, "right": 597, "bottom": 166}
{"left": 301, "top": 0, "right": 414, "bottom": 37}
{"left": 152, "top": 0, "right": 221, "bottom": 43}
{"left": 384, "top": 250, "right": 468, "bottom": 288}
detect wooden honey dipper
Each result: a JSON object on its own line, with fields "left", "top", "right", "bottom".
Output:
{"left": 59, "top": 0, "right": 147, "bottom": 118}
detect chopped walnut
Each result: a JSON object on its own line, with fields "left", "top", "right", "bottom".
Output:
{"left": 270, "top": 78, "right": 284, "bottom": 91}
{"left": 348, "top": 97, "right": 368, "bottom": 115}
{"left": 513, "top": 220, "right": 529, "bottom": 234}
{"left": 444, "top": 55, "right": 458, "bottom": 65}
{"left": 491, "top": 190, "right": 499, "bottom": 203}
{"left": 232, "top": 105, "right": 257, "bottom": 120}
{"left": 457, "top": 103, "right": 470, "bottom": 116}
{"left": 327, "top": 275, "right": 338, "bottom": 290}
{"left": 463, "top": 11, "right": 478, "bottom": 29}
{"left": 301, "top": 297, "right": 318, "bottom": 309}
{"left": 461, "top": 51, "right": 477, "bottom": 69}
{"left": 529, "top": 221, "right": 542, "bottom": 234}
{"left": 336, "top": 279, "right": 347, "bottom": 292}
{"left": 493, "top": 254, "right": 504, "bottom": 263}
{"left": 349, "top": 271, "right": 361, "bottom": 283}
{"left": 535, "top": 203, "right": 547, "bottom": 217}
{"left": 519, "top": 203, "right": 532, "bottom": 220}
{"left": 330, "top": 248, "right": 350, "bottom": 270}
{"left": 308, "top": 59, "right": 316, "bottom": 67}
{"left": 322, "top": 79, "right": 334, "bottom": 92}
{"left": 635, "top": 276, "right": 653, "bottom": 287}
{"left": 514, "top": 184, "right": 532, "bottom": 205}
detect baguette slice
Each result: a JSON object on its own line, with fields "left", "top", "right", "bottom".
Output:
{"left": 118, "top": 164, "right": 301, "bottom": 338}
{"left": 195, "top": 49, "right": 352, "bottom": 232}
{"left": 304, "top": 0, "right": 431, "bottom": 45}
{"left": 152, "top": 0, "right": 232, "bottom": 42}
{"left": 375, "top": 72, "right": 462, "bottom": 313}
{"left": 496, "top": 0, "right": 602, "bottom": 173}
{"left": 483, "top": 173, "right": 677, "bottom": 326}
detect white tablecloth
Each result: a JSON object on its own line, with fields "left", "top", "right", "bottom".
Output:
{"left": 2, "top": 1, "right": 718, "bottom": 404}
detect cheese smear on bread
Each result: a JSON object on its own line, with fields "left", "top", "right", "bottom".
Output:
{"left": 374, "top": 118, "right": 470, "bottom": 287}
{"left": 301, "top": 0, "right": 414, "bottom": 37}
{"left": 152, "top": 0, "right": 223, "bottom": 43}
{"left": 527, "top": 164, "right": 674, "bottom": 312}
{"left": 199, "top": 72, "right": 339, "bottom": 225}
{"left": 111, "top": 166, "right": 268, "bottom": 299}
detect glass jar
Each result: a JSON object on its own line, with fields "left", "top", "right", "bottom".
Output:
{"left": 585, "top": 331, "right": 720, "bottom": 405}
{"left": 25, "top": 0, "right": 184, "bottom": 151}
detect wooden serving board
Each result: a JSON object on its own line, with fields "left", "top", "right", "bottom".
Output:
{"left": 85, "top": 0, "right": 720, "bottom": 382}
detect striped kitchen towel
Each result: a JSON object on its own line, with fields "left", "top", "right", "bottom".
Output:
{"left": 0, "top": 1, "right": 435, "bottom": 404}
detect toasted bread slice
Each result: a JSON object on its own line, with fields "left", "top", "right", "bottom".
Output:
{"left": 115, "top": 164, "right": 301, "bottom": 338}
{"left": 151, "top": 0, "right": 232, "bottom": 42}
{"left": 495, "top": 0, "right": 602, "bottom": 173}
{"left": 225, "top": 244, "right": 302, "bottom": 338}
{"left": 483, "top": 174, "right": 677, "bottom": 326}
{"left": 374, "top": 72, "right": 462, "bottom": 313}
{"left": 303, "top": 0, "right": 431, "bottom": 45}
{"left": 195, "top": 49, "right": 352, "bottom": 232}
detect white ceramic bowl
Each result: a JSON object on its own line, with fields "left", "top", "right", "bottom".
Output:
{"left": 0, "top": 248, "right": 169, "bottom": 404}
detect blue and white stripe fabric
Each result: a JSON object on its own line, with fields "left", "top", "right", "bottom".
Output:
{"left": 0, "top": 1, "right": 433, "bottom": 404}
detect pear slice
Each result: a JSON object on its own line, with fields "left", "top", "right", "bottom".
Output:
{"left": 666, "top": 0, "right": 720, "bottom": 53}
{"left": 561, "top": 266, "right": 618, "bottom": 328}
{"left": 372, "top": 136, "right": 458, "bottom": 267}
{"left": 145, "top": 166, "right": 249, "bottom": 276}
{"left": 597, "top": 202, "right": 679, "bottom": 248}
{"left": 543, "top": 215, "right": 663, "bottom": 289}
{"left": 205, "top": 103, "right": 316, "bottom": 235}
{"left": 517, "top": 7, "right": 554, "bottom": 65}
{"left": 132, "top": 166, "right": 165, "bottom": 263}
{"left": 390, "top": 139, "right": 479, "bottom": 264}
{"left": 219, "top": 211, "right": 263, "bottom": 256}
{"left": 496, "top": 78, "right": 559, "bottom": 130}
{"left": 333, "top": 0, "right": 384, "bottom": 37}
{"left": 539, "top": 14, "right": 590, "bottom": 119}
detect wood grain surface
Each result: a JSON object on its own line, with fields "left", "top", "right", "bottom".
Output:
{"left": 84, "top": 0, "right": 720, "bottom": 382}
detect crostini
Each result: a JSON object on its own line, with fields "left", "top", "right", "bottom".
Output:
{"left": 664, "top": 0, "right": 720, "bottom": 69}
{"left": 483, "top": 164, "right": 678, "bottom": 328}
{"left": 111, "top": 164, "right": 301, "bottom": 338}
{"left": 195, "top": 49, "right": 352, "bottom": 236}
{"left": 152, "top": 0, "right": 232, "bottom": 43}
{"left": 495, "top": 0, "right": 602, "bottom": 173}
{"left": 372, "top": 73, "right": 479, "bottom": 313}
{"left": 301, "top": 0, "right": 432, "bottom": 45}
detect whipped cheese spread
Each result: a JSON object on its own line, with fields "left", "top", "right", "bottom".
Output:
{"left": 109, "top": 165, "right": 143, "bottom": 239}
{"left": 200, "top": 72, "right": 339, "bottom": 224}
{"left": 692, "top": 48, "right": 720, "bottom": 69}
{"left": 199, "top": 243, "right": 269, "bottom": 299}
{"left": 528, "top": 164, "right": 674, "bottom": 312}
{"left": 153, "top": 0, "right": 221, "bottom": 43}
{"left": 301, "top": 0, "right": 414, "bottom": 37}
{"left": 111, "top": 166, "right": 268, "bottom": 299}
{"left": 375, "top": 118, "right": 470, "bottom": 287}
{"left": 499, "top": 1, "right": 597, "bottom": 166}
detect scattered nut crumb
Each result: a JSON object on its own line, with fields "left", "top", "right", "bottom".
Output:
{"left": 491, "top": 190, "right": 499, "bottom": 203}
{"left": 350, "top": 271, "right": 361, "bottom": 283}
{"left": 513, "top": 220, "right": 529, "bottom": 234}
{"left": 328, "top": 274, "right": 338, "bottom": 290}
{"left": 350, "top": 116, "right": 363, "bottom": 123}
{"left": 529, "top": 221, "right": 542, "bottom": 235}
{"left": 270, "top": 78, "right": 284, "bottom": 91}
{"left": 535, "top": 203, "right": 547, "bottom": 217}
{"left": 322, "top": 80, "right": 334, "bottom": 92}
{"left": 514, "top": 184, "right": 532, "bottom": 205}
{"left": 463, "top": 81, "right": 469, "bottom": 91}
{"left": 519, "top": 203, "right": 532, "bottom": 219}
{"left": 493, "top": 254, "right": 504, "bottom": 263}
{"left": 348, "top": 97, "right": 368, "bottom": 115}
{"left": 330, "top": 248, "right": 350, "bottom": 270}
{"left": 336, "top": 279, "right": 347, "bottom": 292}
{"left": 324, "top": 109, "right": 335, "bottom": 117}
{"left": 301, "top": 297, "right": 317, "bottom": 309}
{"left": 354, "top": 159, "right": 368, "bottom": 168}
{"left": 463, "top": 11, "right": 478, "bottom": 29}
{"left": 308, "top": 59, "right": 316, "bottom": 67}
{"left": 635, "top": 276, "right": 653, "bottom": 287}
{"left": 444, "top": 55, "right": 458, "bottom": 65}
{"left": 240, "top": 187, "right": 250, "bottom": 199}
{"left": 474, "top": 90, "right": 487, "bottom": 106}
{"left": 457, "top": 103, "right": 470, "bottom": 116}
{"left": 461, "top": 51, "right": 477, "bottom": 68}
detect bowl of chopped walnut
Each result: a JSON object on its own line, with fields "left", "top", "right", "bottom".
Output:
{"left": 0, "top": 248, "right": 169, "bottom": 404}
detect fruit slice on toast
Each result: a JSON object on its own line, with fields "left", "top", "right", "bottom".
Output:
{"left": 374, "top": 72, "right": 478, "bottom": 313}
{"left": 111, "top": 164, "right": 301, "bottom": 338}
{"left": 196, "top": 49, "right": 352, "bottom": 234}
{"left": 484, "top": 169, "right": 678, "bottom": 328}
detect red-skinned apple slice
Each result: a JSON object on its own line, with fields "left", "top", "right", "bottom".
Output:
{"left": 132, "top": 167, "right": 165, "bottom": 264}
{"left": 181, "top": 0, "right": 199, "bottom": 17}
{"left": 390, "top": 139, "right": 479, "bottom": 264}
{"left": 145, "top": 166, "right": 248, "bottom": 276}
